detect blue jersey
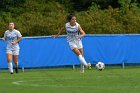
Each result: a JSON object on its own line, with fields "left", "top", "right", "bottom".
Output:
{"left": 4, "top": 29, "right": 22, "bottom": 50}
{"left": 66, "top": 22, "right": 80, "bottom": 42}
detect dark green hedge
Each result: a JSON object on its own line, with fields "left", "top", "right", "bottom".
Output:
{"left": 0, "top": 0, "right": 140, "bottom": 36}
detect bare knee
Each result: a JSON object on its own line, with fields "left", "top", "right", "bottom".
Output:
{"left": 72, "top": 48, "right": 82, "bottom": 56}
{"left": 7, "top": 54, "right": 12, "bottom": 63}
{"left": 79, "top": 48, "right": 84, "bottom": 56}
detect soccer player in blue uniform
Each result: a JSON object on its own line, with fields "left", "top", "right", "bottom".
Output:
{"left": 2, "top": 22, "right": 22, "bottom": 74}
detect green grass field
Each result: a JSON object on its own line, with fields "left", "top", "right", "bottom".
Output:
{"left": 0, "top": 67, "right": 140, "bottom": 93}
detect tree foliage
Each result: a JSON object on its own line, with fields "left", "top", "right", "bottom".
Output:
{"left": 0, "top": 0, "right": 140, "bottom": 36}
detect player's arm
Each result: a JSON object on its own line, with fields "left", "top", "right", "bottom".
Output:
{"left": 11, "top": 37, "right": 22, "bottom": 45}
{"left": 2, "top": 32, "right": 6, "bottom": 41}
{"left": 78, "top": 25, "right": 85, "bottom": 39}
{"left": 15, "top": 37, "right": 22, "bottom": 43}
{"left": 52, "top": 26, "right": 65, "bottom": 38}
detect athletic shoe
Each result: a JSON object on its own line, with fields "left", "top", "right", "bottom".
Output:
{"left": 87, "top": 63, "right": 92, "bottom": 70}
{"left": 10, "top": 72, "right": 14, "bottom": 74}
{"left": 15, "top": 67, "right": 18, "bottom": 73}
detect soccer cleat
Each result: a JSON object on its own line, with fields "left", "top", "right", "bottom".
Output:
{"left": 10, "top": 72, "right": 14, "bottom": 74}
{"left": 15, "top": 67, "right": 18, "bottom": 73}
{"left": 87, "top": 63, "right": 92, "bottom": 70}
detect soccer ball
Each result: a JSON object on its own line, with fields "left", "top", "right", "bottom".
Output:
{"left": 96, "top": 62, "right": 105, "bottom": 71}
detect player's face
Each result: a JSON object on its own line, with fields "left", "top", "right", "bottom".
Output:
{"left": 9, "top": 23, "right": 15, "bottom": 30}
{"left": 70, "top": 16, "right": 76, "bottom": 24}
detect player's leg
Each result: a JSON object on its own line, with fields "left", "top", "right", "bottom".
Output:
{"left": 78, "top": 48, "right": 85, "bottom": 72}
{"left": 72, "top": 48, "right": 86, "bottom": 73}
{"left": 13, "top": 50, "right": 19, "bottom": 73}
{"left": 72, "top": 48, "right": 88, "bottom": 66}
{"left": 7, "top": 51, "right": 14, "bottom": 74}
{"left": 78, "top": 42, "right": 92, "bottom": 69}
{"left": 79, "top": 48, "right": 92, "bottom": 69}
{"left": 76, "top": 40, "right": 88, "bottom": 67}
{"left": 13, "top": 55, "right": 18, "bottom": 73}
{"left": 69, "top": 41, "right": 88, "bottom": 66}
{"left": 80, "top": 64, "right": 84, "bottom": 73}
{"left": 78, "top": 48, "right": 84, "bottom": 56}
{"left": 69, "top": 41, "right": 87, "bottom": 73}
{"left": 72, "top": 48, "right": 81, "bottom": 56}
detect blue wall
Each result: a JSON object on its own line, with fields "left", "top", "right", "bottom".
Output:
{"left": 0, "top": 34, "right": 140, "bottom": 68}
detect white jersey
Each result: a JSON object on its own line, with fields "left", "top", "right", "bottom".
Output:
{"left": 66, "top": 22, "right": 80, "bottom": 42}
{"left": 4, "top": 29, "right": 22, "bottom": 50}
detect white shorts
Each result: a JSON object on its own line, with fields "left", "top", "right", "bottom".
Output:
{"left": 6, "top": 50, "right": 19, "bottom": 55}
{"left": 68, "top": 40, "right": 83, "bottom": 50}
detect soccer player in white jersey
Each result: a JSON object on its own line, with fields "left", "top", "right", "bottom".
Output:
{"left": 2, "top": 22, "right": 22, "bottom": 74}
{"left": 52, "top": 14, "right": 91, "bottom": 73}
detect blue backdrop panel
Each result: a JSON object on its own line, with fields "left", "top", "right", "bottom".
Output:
{"left": 0, "top": 41, "right": 7, "bottom": 68}
{"left": 19, "top": 36, "right": 79, "bottom": 68}
{"left": 0, "top": 34, "right": 140, "bottom": 68}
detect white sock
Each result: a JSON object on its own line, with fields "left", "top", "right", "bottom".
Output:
{"left": 8, "top": 62, "right": 13, "bottom": 73}
{"left": 82, "top": 57, "right": 89, "bottom": 68}
{"left": 78, "top": 55, "right": 88, "bottom": 67}
{"left": 80, "top": 64, "right": 84, "bottom": 73}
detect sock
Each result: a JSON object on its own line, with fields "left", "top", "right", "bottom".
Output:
{"left": 80, "top": 64, "right": 84, "bottom": 73}
{"left": 80, "top": 64, "right": 84, "bottom": 70}
{"left": 15, "top": 62, "right": 18, "bottom": 73}
{"left": 8, "top": 62, "right": 13, "bottom": 73}
{"left": 78, "top": 55, "right": 88, "bottom": 67}
{"left": 82, "top": 57, "right": 89, "bottom": 68}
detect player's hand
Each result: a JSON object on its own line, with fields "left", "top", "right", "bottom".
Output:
{"left": 52, "top": 35, "right": 59, "bottom": 38}
{"left": 78, "top": 35, "right": 82, "bottom": 39}
{"left": 11, "top": 41, "right": 17, "bottom": 45}
{"left": 2, "top": 38, "right": 5, "bottom": 41}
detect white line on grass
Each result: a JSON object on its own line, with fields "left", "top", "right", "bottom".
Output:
{"left": 3, "top": 75, "right": 132, "bottom": 80}
{"left": 12, "top": 79, "right": 96, "bottom": 88}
